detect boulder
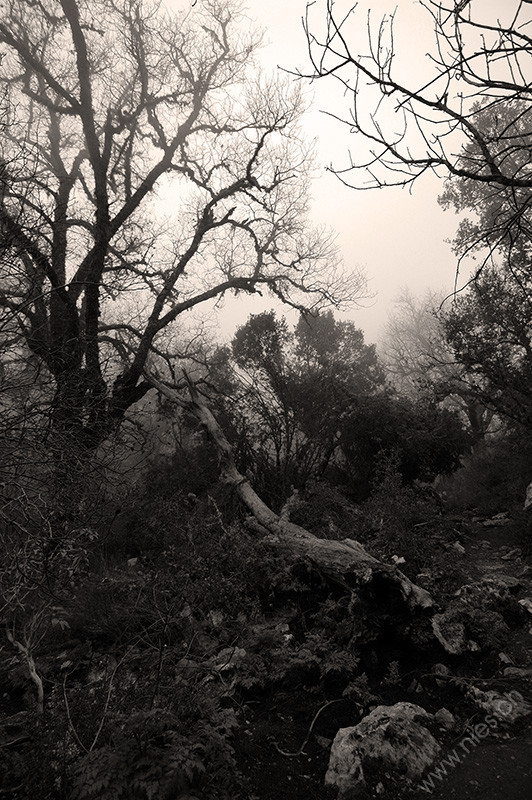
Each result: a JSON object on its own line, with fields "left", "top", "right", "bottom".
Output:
{"left": 468, "top": 686, "right": 532, "bottom": 724}
{"left": 325, "top": 702, "right": 441, "bottom": 798}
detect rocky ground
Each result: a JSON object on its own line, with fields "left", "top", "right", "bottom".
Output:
{"left": 237, "top": 509, "right": 532, "bottom": 799}
{"left": 407, "top": 512, "right": 532, "bottom": 800}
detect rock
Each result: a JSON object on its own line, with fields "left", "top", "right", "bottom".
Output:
{"left": 466, "top": 608, "right": 508, "bottom": 651}
{"left": 501, "top": 547, "right": 521, "bottom": 561}
{"left": 391, "top": 555, "right": 406, "bottom": 565}
{"left": 316, "top": 735, "right": 333, "bottom": 750}
{"left": 480, "top": 512, "right": 511, "bottom": 527}
{"left": 457, "top": 576, "right": 521, "bottom": 599}
{"left": 209, "top": 610, "right": 224, "bottom": 628}
{"left": 325, "top": 703, "right": 441, "bottom": 798}
{"left": 432, "top": 612, "right": 471, "bottom": 655}
{"left": 433, "top": 577, "right": 525, "bottom": 653}
{"left": 484, "top": 574, "right": 522, "bottom": 591}
{"left": 433, "top": 708, "right": 455, "bottom": 731}
{"left": 127, "top": 557, "right": 139, "bottom": 567}
{"left": 524, "top": 481, "right": 532, "bottom": 510}
{"left": 415, "top": 572, "right": 432, "bottom": 588}
{"left": 431, "top": 663, "right": 450, "bottom": 688}
{"left": 519, "top": 598, "right": 532, "bottom": 615}
{"left": 503, "top": 667, "right": 532, "bottom": 679}
{"left": 468, "top": 687, "right": 532, "bottom": 724}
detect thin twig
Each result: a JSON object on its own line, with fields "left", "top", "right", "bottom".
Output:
{"left": 272, "top": 699, "right": 345, "bottom": 757}
{"left": 62, "top": 674, "right": 88, "bottom": 753}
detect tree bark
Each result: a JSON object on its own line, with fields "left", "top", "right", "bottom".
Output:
{"left": 146, "top": 374, "right": 433, "bottom": 612}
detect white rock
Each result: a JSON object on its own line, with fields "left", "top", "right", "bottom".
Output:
{"left": 519, "top": 598, "right": 532, "bottom": 615}
{"left": 325, "top": 703, "right": 441, "bottom": 798}
{"left": 468, "top": 687, "right": 532, "bottom": 723}
{"left": 524, "top": 481, "right": 532, "bottom": 510}
{"left": 498, "top": 652, "right": 513, "bottom": 664}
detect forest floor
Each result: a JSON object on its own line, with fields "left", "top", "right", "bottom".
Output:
{"left": 2, "top": 504, "right": 532, "bottom": 800}
{"left": 237, "top": 510, "right": 532, "bottom": 800}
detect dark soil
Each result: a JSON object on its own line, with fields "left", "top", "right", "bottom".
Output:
{"left": 405, "top": 720, "right": 532, "bottom": 799}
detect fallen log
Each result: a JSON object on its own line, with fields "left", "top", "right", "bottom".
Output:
{"left": 145, "top": 374, "right": 433, "bottom": 612}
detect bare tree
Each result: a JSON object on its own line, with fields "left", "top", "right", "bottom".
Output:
{"left": 381, "top": 289, "right": 493, "bottom": 438}
{"left": 0, "top": 0, "right": 362, "bottom": 463}
{"left": 303, "top": 1, "right": 532, "bottom": 191}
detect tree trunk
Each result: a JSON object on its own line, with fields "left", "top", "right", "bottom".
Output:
{"left": 146, "top": 375, "right": 433, "bottom": 612}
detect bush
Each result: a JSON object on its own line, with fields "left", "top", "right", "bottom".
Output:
{"left": 355, "top": 454, "right": 441, "bottom": 573}
{"left": 338, "top": 394, "right": 471, "bottom": 499}
{"left": 438, "top": 433, "right": 532, "bottom": 513}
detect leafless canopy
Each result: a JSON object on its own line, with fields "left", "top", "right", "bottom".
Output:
{"left": 303, "top": 0, "right": 532, "bottom": 191}
{"left": 0, "top": 0, "right": 363, "bottom": 450}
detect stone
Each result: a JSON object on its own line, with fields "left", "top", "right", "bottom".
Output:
{"left": 468, "top": 687, "right": 532, "bottom": 724}
{"left": 433, "top": 708, "right": 455, "bottom": 731}
{"left": 432, "top": 612, "right": 470, "bottom": 654}
{"left": 415, "top": 572, "right": 432, "bottom": 588}
{"left": 503, "top": 667, "right": 532, "bottom": 679}
{"left": 433, "top": 576, "right": 525, "bottom": 653}
{"left": 457, "top": 575, "right": 520, "bottom": 598}
{"left": 480, "top": 512, "right": 510, "bottom": 527}
{"left": 391, "top": 555, "right": 406, "bottom": 565}
{"left": 519, "top": 598, "right": 532, "bottom": 615}
{"left": 498, "top": 652, "right": 513, "bottom": 664}
{"left": 524, "top": 481, "right": 532, "bottom": 510}
{"left": 316, "top": 735, "right": 333, "bottom": 750}
{"left": 501, "top": 547, "right": 521, "bottom": 561}
{"left": 325, "top": 703, "right": 441, "bottom": 798}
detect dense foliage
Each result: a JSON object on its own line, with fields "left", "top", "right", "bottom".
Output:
{"left": 216, "top": 311, "right": 469, "bottom": 505}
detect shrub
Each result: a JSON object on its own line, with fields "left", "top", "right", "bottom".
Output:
{"left": 439, "top": 433, "right": 532, "bottom": 513}
{"left": 355, "top": 454, "right": 441, "bottom": 573}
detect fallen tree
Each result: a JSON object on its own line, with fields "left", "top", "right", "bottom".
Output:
{"left": 146, "top": 374, "right": 433, "bottom": 613}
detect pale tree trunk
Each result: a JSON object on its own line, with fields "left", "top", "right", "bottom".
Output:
{"left": 146, "top": 374, "right": 433, "bottom": 612}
